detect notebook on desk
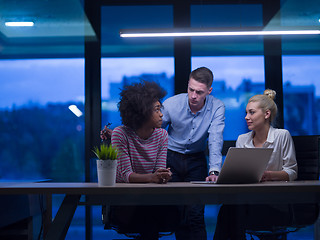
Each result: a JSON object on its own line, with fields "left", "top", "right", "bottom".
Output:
{"left": 192, "top": 147, "right": 273, "bottom": 184}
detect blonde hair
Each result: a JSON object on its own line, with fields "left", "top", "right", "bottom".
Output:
{"left": 248, "top": 89, "right": 278, "bottom": 123}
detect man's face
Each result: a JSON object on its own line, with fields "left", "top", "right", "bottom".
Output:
{"left": 187, "top": 78, "right": 212, "bottom": 111}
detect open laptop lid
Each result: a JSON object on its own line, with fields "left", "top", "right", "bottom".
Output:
{"left": 216, "top": 147, "right": 273, "bottom": 184}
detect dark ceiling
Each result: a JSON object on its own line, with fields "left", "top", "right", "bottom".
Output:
{"left": 0, "top": 0, "right": 319, "bottom": 58}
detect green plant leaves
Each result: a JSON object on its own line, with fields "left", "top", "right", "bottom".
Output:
{"left": 92, "top": 144, "right": 118, "bottom": 160}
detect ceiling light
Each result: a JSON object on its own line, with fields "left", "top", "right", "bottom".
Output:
{"left": 120, "top": 29, "right": 320, "bottom": 38}
{"left": 5, "top": 22, "right": 34, "bottom": 27}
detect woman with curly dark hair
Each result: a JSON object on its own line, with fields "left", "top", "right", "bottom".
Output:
{"left": 111, "top": 80, "right": 172, "bottom": 184}
{"left": 106, "top": 81, "right": 179, "bottom": 240}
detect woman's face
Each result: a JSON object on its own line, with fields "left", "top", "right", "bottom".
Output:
{"left": 147, "top": 101, "right": 163, "bottom": 128}
{"left": 245, "top": 101, "right": 270, "bottom": 131}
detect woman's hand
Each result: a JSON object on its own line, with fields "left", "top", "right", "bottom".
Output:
{"left": 261, "top": 171, "right": 272, "bottom": 181}
{"left": 260, "top": 170, "right": 289, "bottom": 182}
{"left": 128, "top": 168, "right": 172, "bottom": 184}
{"left": 152, "top": 168, "right": 172, "bottom": 184}
{"left": 100, "top": 125, "right": 113, "bottom": 141}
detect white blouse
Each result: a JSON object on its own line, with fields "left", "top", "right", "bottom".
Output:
{"left": 236, "top": 126, "right": 298, "bottom": 181}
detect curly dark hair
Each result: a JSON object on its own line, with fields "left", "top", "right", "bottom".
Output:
{"left": 118, "top": 80, "right": 167, "bottom": 130}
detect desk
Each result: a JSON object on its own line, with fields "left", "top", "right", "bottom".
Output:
{"left": 1, "top": 181, "right": 320, "bottom": 240}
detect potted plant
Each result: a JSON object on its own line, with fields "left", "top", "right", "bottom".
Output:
{"left": 93, "top": 144, "right": 118, "bottom": 186}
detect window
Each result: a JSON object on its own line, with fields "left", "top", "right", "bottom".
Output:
{"left": 192, "top": 56, "right": 265, "bottom": 140}
{"left": 283, "top": 55, "right": 320, "bottom": 135}
{"left": 191, "top": 4, "right": 264, "bottom": 140}
{"left": 0, "top": 58, "right": 85, "bottom": 181}
{"left": 101, "top": 5, "right": 174, "bottom": 130}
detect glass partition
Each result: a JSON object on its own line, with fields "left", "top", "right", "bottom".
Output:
{"left": 0, "top": 0, "right": 89, "bottom": 238}
{"left": 0, "top": 58, "right": 85, "bottom": 181}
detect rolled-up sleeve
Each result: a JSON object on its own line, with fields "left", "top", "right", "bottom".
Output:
{"left": 111, "top": 128, "right": 133, "bottom": 183}
{"left": 281, "top": 131, "right": 298, "bottom": 181}
{"left": 208, "top": 102, "right": 225, "bottom": 173}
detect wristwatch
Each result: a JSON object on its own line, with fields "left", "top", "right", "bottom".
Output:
{"left": 209, "top": 171, "right": 219, "bottom": 176}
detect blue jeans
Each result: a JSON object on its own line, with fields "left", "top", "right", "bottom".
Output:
{"left": 167, "top": 150, "right": 208, "bottom": 240}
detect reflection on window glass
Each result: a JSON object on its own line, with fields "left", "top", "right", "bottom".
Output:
{"left": 192, "top": 56, "right": 265, "bottom": 140}
{"left": 101, "top": 57, "right": 174, "bottom": 130}
{"left": 101, "top": 5, "right": 173, "bottom": 57}
{"left": 191, "top": 4, "right": 263, "bottom": 57}
{"left": 191, "top": 4, "right": 262, "bottom": 28}
{"left": 0, "top": 58, "right": 85, "bottom": 240}
{"left": 283, "top": 55, "right": 320, "bottom": 135}
{"left": 0, "top": 59, "right": 85, "bottom": 181}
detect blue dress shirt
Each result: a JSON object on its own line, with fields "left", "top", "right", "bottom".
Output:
{"left": 162, "top": 93, "right": 225, "bottom": 173}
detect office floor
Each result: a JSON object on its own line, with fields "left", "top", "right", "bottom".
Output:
{"left": 64, "top": 205, "right": 317, "bottom": 240}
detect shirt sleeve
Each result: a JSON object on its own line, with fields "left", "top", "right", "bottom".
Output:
{"left": 207, "top": 102, "right": 225, "bottom": 173}
{"left": 236, "top": 134, "right": 246, "bottom": 148}
{"left": 281, "top": 130, "right": 298, "bottom": 181}
{"left": 161, "top": 99, "right": 171, "bottom": 129}
{"left": 111, "top": 128, "right": 134, "bottom": 183}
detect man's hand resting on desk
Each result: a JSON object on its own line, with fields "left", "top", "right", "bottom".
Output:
{"left": 206, "top": 174, "right": 219, "bottom": 182}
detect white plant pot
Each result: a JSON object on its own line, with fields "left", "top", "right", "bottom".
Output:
{"left": 96, "top": 159, "right": 117, "bottom": 187}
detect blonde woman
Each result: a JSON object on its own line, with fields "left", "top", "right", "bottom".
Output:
{"left": 236, "top": 89, "right": 297, "bottom": 181}
{"left": 214, "top": 89, "right": 298, "bottom": 240}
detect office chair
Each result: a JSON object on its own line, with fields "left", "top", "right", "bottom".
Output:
{"left": 247, "top": 135, "right": 320, "bottom": 240}
{"left": 102, "top": 205, "right": 181, "bottom": 239}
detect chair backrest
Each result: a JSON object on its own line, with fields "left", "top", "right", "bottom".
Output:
{"left": 103, "top": 205, "right": 180, "bottom": 238}
{"left": 292, "top": 135, "right": 320, "bottom": 180}
{"left": 221, "top": 140, "right": 236, "bottom": 156}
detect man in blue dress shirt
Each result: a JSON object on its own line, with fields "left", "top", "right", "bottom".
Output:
{"left": 161, "top": 66, "right": 225, "bottom": 240}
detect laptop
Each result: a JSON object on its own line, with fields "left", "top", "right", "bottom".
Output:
{"left": 192, "top": 147, "right": 273, "bottom": 184}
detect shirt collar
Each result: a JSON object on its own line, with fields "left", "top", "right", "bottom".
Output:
{"left": 244, "top": 125, "right": 275, "bottom": 147}
{"left": 265, "top": 126, "right": 276, "bottom": 143}
{"left": 244, "top": 131, "right": 255, "bottom": 148}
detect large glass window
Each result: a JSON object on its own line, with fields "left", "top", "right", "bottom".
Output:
{"left": 101, "top": 57, "right": 174, "bottom": 130}
{"left": 280, "top": 0, "right": 320, "bottom": 136}
{"left": 0, "top": 58, "right": 85, "bottom": 239}
{"left": 101, "top": 5, "right": 174, "bottom": 130}
{"left": 0, "top": 58, "right": 84, "bottom": 181}
{"left": 283, "top": 55, "right": 320, "bottom": 135}
{"left": 0, "top": 1, "right": 89, "bottom": 238}
{"left": 191, "top": 4, "right": 264, "bottom": 140}
{"left": 192, "top": 56, "right": 265, "bottom": 140}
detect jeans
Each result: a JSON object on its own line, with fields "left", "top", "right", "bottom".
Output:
{"left": 167, "top": 150, "right": 208, "bottom": 240}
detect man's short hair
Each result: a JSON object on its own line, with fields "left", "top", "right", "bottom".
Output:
{"left": 189, "top": 67, "right": 214, "bottom": 88}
